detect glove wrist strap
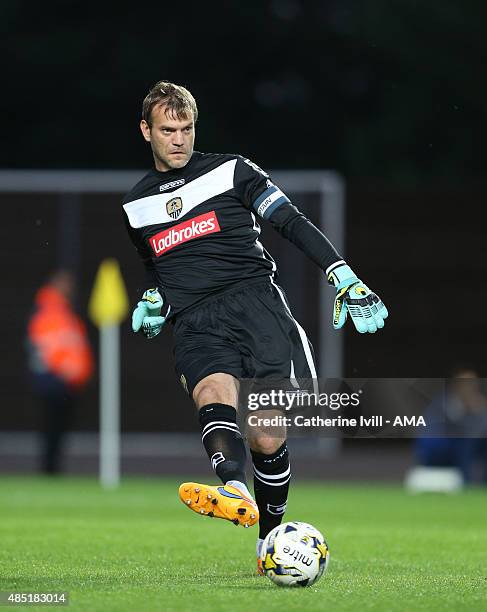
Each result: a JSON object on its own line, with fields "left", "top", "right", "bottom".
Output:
{"left": 326, "top": 261, "right": 358, "bottom": 287}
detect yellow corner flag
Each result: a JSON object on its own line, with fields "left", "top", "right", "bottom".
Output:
{"left": 89, "top": 258, "right": 129, "bottom": 327}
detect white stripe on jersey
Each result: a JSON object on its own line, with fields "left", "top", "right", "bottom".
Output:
{"left": 249, "top": 211, "right": 262, "bottom": 236}
{"left": 123, "top": 159, "right": 238, "bottom": 228}
{"left": 251, "top": 211, "right": 277, "bottom": 275}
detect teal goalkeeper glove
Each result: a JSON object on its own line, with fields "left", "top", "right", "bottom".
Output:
{"left": 327, "top": 262, "right": 388, "bottom": 334}
{"left": 132, "top": 288, "right": 170, "bottom": 339}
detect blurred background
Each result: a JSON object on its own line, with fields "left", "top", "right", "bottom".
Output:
{"left": 1, "top": 0, "right": 486, "bottom": 484}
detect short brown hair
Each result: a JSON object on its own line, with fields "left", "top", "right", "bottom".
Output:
{"left": 142, "top": 80, "right": 198, "bottom": 126}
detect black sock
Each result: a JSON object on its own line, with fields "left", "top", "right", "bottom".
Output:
{"left": 199, "top": 403, "right": 248, "bottom": 485}
{"left": 251, "top": 442, "right": 290, "bottom": 540}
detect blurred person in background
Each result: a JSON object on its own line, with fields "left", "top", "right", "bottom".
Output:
{"left": 415, "top": 366, "right": 487, "bottom": 483}
{"left": 26, "top": 270, "right": 94, "bottom": 475}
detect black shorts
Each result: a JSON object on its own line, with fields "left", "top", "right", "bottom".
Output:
{"left": 173, "top": 280, "right": 317, "bottom": 396}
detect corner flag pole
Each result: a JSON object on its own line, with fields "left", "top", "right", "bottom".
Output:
{"left": 89, "top": 259, "right": 129, "bottom": 488}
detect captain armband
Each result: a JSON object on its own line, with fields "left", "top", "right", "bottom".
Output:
{"left": 252, "top": 185, "right": 291, "bottom": 219}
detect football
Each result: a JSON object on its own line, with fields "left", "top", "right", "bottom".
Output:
{"left": 260, "top": 521, "right": 329, "bottom": 587}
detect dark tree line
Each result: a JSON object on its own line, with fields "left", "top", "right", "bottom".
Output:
{"left": 2, "top": 0, "right": 485, "bottom": 184}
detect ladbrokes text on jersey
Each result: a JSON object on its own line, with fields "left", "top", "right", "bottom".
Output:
{"left": 150, "top": 211, "right": 221, "bottom": 256}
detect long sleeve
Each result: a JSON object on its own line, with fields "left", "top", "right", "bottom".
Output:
{"left": 123, "top": 212, "right": 159, "bottom": 289}
{"left": 233, "top": 156, "right": 343, "bottom": 273}
{"left": 267, "top": 201, "right": 342, "bottom": 272}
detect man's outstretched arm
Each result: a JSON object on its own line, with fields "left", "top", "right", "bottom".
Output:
{"left": 265, "top": 200, "right": 389, "bottom": 334}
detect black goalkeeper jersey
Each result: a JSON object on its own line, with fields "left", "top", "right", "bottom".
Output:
{"left": 123, "top": 151, "right": 342, "bottom": 317}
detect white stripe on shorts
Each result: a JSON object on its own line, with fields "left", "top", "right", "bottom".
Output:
{"left": 270, "top": 279, "right": 318, "bottom": 392}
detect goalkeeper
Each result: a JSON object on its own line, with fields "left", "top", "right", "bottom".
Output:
{"left": 123, "top": 80, "right": 388, "bottom": 574}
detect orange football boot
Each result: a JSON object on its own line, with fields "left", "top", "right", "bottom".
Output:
{"left": 178, "top": 482, "right": 259, "bottom": 528}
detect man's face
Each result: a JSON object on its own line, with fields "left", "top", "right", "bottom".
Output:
{"left": 140, "top": 103, "right": 195, "bottom": 172}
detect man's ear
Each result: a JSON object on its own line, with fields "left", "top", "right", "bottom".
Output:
{"left": 140, "top": 119, "right": 151, "bottom": 142}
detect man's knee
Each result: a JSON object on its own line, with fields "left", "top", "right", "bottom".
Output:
{"left": 249, "top": 433, "right": 286, "bottom": 455}
{"left": 193, "top": 373, "right": 238, "bottom": 409}
{"left": 246, "top": 409, "right": 286, "bottom": 454}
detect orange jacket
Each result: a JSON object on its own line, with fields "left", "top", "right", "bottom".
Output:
{"left": 28, "top": 285, "right": 94, "bottom": 389}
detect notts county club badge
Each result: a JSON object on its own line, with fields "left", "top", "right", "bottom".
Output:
{"left": 166, "top": 197, "right": 183, "bottom": 219}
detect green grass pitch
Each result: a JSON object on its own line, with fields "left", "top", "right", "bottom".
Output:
{"left": 0, "top": 477, "right": 486, "bottom": 611}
